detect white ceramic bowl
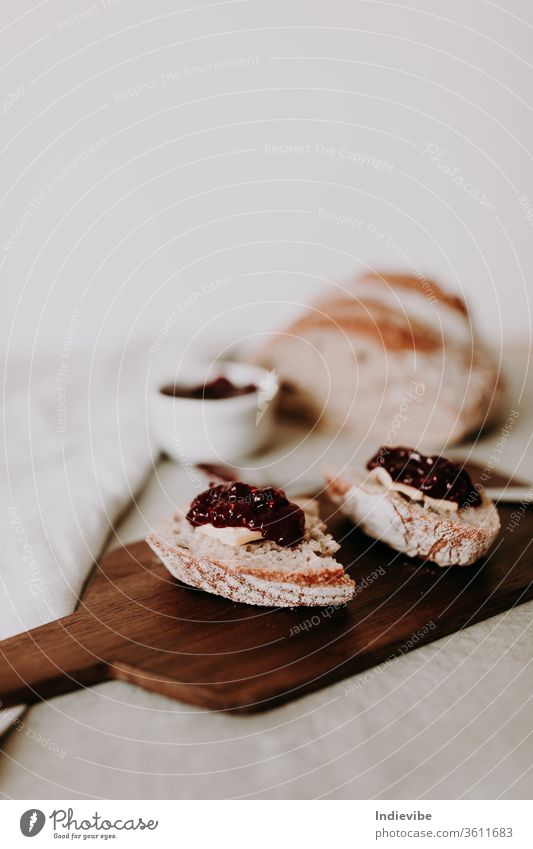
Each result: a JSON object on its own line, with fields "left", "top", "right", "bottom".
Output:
{"left": 149, "top": 362, "right": 279, "bottom": 464}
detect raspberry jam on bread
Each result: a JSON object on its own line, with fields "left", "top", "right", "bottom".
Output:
{"left": 186, "top": 482, "right": 305, "bottom": 546}
{"left": 161, "top": 376, "right": 256, "bottom": 400}
{"left": 367, "top": 446, "right": 481, "bottom": 507}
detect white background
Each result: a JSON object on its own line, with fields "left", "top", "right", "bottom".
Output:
{"left": 1, "top": 0, "right": 532, "bottom": 363}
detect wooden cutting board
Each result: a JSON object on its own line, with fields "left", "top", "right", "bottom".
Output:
{"left": 0, "top": 466, "right": 531, "bottom": 713}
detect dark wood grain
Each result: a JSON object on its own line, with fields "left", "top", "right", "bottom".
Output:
{"left": 0, "top": 465, "right": 531, "bottom": 713}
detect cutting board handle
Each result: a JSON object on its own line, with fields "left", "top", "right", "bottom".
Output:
{"left": 0, "top": 612, "right": 107, "bottom": 710}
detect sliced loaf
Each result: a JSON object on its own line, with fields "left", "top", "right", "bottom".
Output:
{"left": 253, "top": 272, "right": 502, "bottom": 449}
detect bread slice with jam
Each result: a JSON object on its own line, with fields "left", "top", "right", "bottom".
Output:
{"left": 147, "top": 494, "right": 355, "bottom": 607}
{"left": 326, "top": 447, "right": 500, "bottom": 567}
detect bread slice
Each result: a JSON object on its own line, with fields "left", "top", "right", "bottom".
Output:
{"left": 326, "top": 469, "right": 500, "bottom": 567}
{"left": 146, "top": 499, "right": 355, "bottom": 607}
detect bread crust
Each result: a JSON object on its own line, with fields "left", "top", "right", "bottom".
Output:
{"left": 147, "top": 506, "right": 355, "bottom": 607}
{"left": 327, "top": 472, "right": 500, "bottom": 567}
{"left": 288, "top": 298, "right": 442, "bottom": 353}
{"left": 356, "top": 271, "right": 469, "bottom": 316}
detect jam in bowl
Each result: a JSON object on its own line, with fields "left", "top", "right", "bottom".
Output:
{"left": 150, "top": 362, "right": 279, "bottom": 464}
{"left": 160, "top": 375, "right": 257, "bottom": 400}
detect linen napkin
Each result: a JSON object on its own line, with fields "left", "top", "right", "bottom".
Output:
{"left": 0, "top": 345, "right": 154, "bottom": 734}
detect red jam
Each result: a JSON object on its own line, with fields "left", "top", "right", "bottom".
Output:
{"left": 186, "top": 481, "right": 305, "bottom": 546}
{"left": 161, "top": 376, "right": 256, "bottom": 400}
{"left": 367, "top": 446, "right": 481, "bottom": 507}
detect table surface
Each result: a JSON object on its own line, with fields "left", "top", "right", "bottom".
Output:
{"left": 0, "top": 350, "right": 532, "bottom": 800}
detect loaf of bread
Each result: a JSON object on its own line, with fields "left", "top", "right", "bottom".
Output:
{"left": 255, "top": 272, "right": 501, "bottom": 448}
{"left": 147, "top": 499, "right": 355, "bottom": 607}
